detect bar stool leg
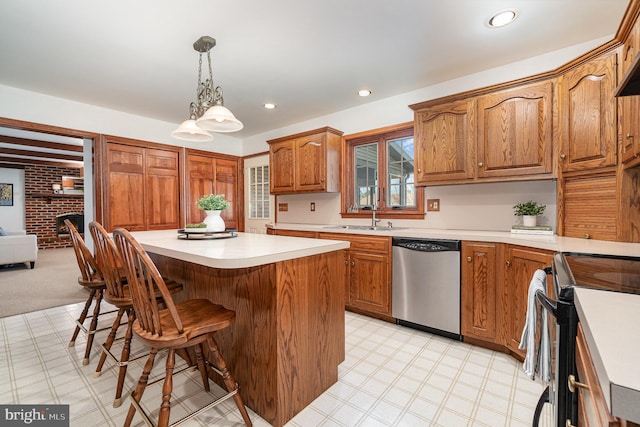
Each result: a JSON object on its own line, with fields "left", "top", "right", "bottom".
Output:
{"left": 69, "top": 289, "right": 97, "bottom": 347}
{"left": 158, "top": 349, "right": 176, "bottom": 427}
{"left": 94, "top": 308, "right": 126, "bottom": 375}
{"left": 124, "top": 348, "right": 158, "bottom": 427}
{"left": 113, "top": 310, "right": 135, "bottom": 408}
{"left": 83, "top": 289, "right": 104, "bottom": 365}
{"left": 206, "top": 336, "right": 253, "bottom": 426}
{"left": 194, "top": 343, "right": 210, "bottom": 391}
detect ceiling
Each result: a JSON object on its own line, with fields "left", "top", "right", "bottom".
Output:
{"left": 0, "top": 0, "right": 630, "bottom": 165}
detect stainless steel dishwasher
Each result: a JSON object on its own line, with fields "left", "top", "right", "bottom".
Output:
{"left": 392, "top": 237, "right": 462, "bottom": 340}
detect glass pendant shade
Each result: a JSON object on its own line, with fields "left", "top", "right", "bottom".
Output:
{"left": 171, "top": 119, "right": 214, "bottom": 141}
{"left": 196, "top": 105, "right": 244, "bottom": 132}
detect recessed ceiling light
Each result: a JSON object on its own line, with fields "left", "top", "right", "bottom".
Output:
{"left": 357, "top": 89, "right": 372, "bottom": 97}
{"left": 488, "top": 10, "right": 517, "bottom": 28}
{"left": 264, "top": 103, "right": 276, "bottom": 109}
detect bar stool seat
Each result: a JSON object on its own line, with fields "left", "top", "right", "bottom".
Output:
{"left": 113, "top": 228, "right": 252, "bottom": 427}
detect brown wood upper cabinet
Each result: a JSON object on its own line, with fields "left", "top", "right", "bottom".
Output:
{"left": 476, "top": 80, "right": 554, "bottom": 178}
{"left": 412, "top": 79, "right": 554, "bottom": 185}
{"left": 267, "top": 127, "right": 343, "bottom": 194}
{"left": 559, "top": 50, "right": 618, "bottom": 172}
{"left": 101, "top": 139, "right": 181, "bottom": 232}
{"left": 619, "top": 19, "right": 640, "bottom": 168}
{"left": 185, "top": 151, "right": 240, "bottom": 230}
{"left": 414, "top": 99, "right": 476, "bottom": 184}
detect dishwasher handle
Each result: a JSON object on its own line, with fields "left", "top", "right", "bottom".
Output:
{"left": 392, "top": 238, "right": 461, "bottom": 252}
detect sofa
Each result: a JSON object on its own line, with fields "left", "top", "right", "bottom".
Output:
{"left": 0, "top": 230, "right": 38, "bottom": 269}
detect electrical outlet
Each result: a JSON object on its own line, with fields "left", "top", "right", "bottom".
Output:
{"left": 427, "top": 199, "right": 440, "bottom": 212}
{"left": 310, "top": 202, "right": 316, "bottom": 212}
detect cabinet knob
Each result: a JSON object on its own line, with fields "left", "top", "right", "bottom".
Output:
{"left": 566, "top": 421, "right": 576, "bottom": 427}
{"left": 467, "top": 256, "right": 472, "bottom": 262}
{"left": 417, "top": 168, "right": 421, "bottom": 173}
{"left": 478, "top": 162, "right": 484, "bottom": 167}
{"left": 626, "top": 133, "right": 634, "bottom": 139}
{"left": 568, "top": 374, "right": 589, "bottom": 393}
{"left": 351, "top": 261, "right": 355, "bottom": 267}
{"left": 584, "top": 233, "right": 590, "bottom": 239}
{"left": 506, "top": 261, "right": 512, "bottom": 267}
{"left": 560, "top": 153, "right": 566, "bottom": 160}
{"left": 344, "top": 260, "right": 348, "bottom": 266}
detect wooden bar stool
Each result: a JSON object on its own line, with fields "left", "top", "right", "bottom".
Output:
{"left": 66, "top": 219, "right": 116, "bottom": 365}
{"left": 89, "top": 221, "right": 184, "bottom": 408}
{"left": 113, "top": 228, "right": 252, "bottom": 427}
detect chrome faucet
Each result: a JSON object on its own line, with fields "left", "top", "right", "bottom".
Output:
{"left": 371, "top": 204, "right": 381, "bottom": 227}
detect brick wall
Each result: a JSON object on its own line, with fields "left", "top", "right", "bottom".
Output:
{"left": 25, "top": 165, "right": 84, "bottom": 249}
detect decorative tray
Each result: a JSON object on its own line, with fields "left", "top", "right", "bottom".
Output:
{"left": 177, "top": 228, "right": 238, "bottom": 240}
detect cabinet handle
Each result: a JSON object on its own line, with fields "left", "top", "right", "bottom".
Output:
{"left": 626, "top": 133, "right": 634, "bottom": 139}
{"left": 478, "top": 162, "right": 483, "bottom": 167}
{"left": 560, "top": 153, "right": 566, "bottom": 160}
{"left": 584, "top": 233, "right": 590, "bottom": 239}
{"left": 467, "top": 256, "right": 472, "bottom": 262}
{"left": 351, "top": 261, "right": 355, "bottom": 267}
{"left": 506, "top": 261, "right": 511, "bottom": 267}
{"left": 566, "top": 421, "right": 576, "bottom": 427}
{"left": 568, "top": 374, "right": 589, "bottom": 393}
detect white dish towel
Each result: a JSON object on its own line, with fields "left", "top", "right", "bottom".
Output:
{"left": 519, "top": 269, "right": 551, "bottom": 382}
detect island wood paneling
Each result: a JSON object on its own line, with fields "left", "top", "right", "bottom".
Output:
{"left": 149, "top": 249, "right": 346, "bottom": 427}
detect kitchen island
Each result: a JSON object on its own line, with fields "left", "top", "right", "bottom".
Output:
{"left": 129, "top": 230, "right": 350, "bottom": 427}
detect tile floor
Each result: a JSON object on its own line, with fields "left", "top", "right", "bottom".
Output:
{"left": 0, "top": 302, "right": 551, "bottom": 426}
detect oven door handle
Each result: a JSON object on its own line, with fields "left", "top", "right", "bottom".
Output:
{"left": 536, "top": 290, "right": 558, "bottom": 318}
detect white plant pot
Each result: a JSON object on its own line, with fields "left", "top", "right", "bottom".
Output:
{"left": 523, "top": 215, "right": 537, "bottom": 227}
{"left": 203, "top": 210, "right": 226, "bottom": 232}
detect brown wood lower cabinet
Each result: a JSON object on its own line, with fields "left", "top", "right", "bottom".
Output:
{"left": 461, "top": 242, "right": 502, "bottom": 342}
{"left": 319, "top": 232, "right": 392, "bottom": 320}
{"left": 461, "top": 241, "right": 553, "bottom": 359}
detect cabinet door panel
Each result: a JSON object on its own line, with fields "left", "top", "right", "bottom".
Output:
{"left": 350, "top": 251, "right": 390, "bottom": 315}
{"left": 504, "top": 246, "right": 552, "bottom": 358}
{"left": 214, "top": 159, "right": 239, "bottom": 229}
{"left": 477, "top": 81, "right": 553, "bottom": 178}
{"left": 145, "top": 149, "right": 180, "bottom": 229}
{"left": 461, "top": 242, "right": 497, "bottom": 340}
{"left": 106, "top": 144, "right": 145, "bottom": 231}
{"left": 270, "top": 140, "right": 295, "bottom": 193}
{"left": 414, "top": 99, "right": 475, "bottom": 183}
{"left": 560, "top": 52, "right": 617, "bottom": 171}
{"left": 620, "top": 23, "right": 640, "bottom": 167}
{"left": 295, "top": 134, "right": 326, "bottom": 191}
{"left": 186, "top": 155, "right": 215, "bottom": 225}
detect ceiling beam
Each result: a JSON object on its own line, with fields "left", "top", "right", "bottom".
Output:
{"left": 0, "top": 156, "right": 83, "bottom": 169}
{"left": 0, "top": 134, "right": 84, "bottom": 152}
{"left": 0, "top": 147, "right": 83, "bottom": 162}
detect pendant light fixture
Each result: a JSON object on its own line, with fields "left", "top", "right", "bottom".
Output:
{"left": 171, "top": 36, "right": 243, "bottom": 141}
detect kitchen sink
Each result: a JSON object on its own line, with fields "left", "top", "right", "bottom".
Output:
{"left": 323, "top": 225, "right": 405, "bottom": 231}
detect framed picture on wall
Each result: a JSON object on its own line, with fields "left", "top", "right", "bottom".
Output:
{"left": 0, "top": 183, "right": 13, "bottom": 206}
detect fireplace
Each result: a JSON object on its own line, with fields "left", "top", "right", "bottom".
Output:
{"left": 56, "top": 212, "right": 84, "bottom": 236}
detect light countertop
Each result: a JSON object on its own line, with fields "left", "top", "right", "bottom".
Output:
{"left": 129, "top": 229, "right": 350, "bottom": 269}
{"left": 268, "top": 223, "right": 640, "bottom": 258}
{"left": 574, "top": 288, "right": 640, "bottom": 424}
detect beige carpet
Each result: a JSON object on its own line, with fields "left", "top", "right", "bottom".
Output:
{"left": 0, "top": 247, "right": 88, "bottom": 317}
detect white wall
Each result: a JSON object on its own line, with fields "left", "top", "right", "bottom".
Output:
{"left": 0, "top": 85, "right": 243, "bottom": 157}
{"left": 0, "top": 168, "right": 25, "bottom": 230}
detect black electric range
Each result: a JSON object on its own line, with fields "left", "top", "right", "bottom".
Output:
{"left": 534, "top": 252, "right": 640, "bottom": 427}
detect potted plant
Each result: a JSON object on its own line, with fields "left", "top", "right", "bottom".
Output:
{"left": 197, "top": 194, "right": 229, "bottom": 232}
{"left": 513, "top": 200, "right": 546, "bottom": 227}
